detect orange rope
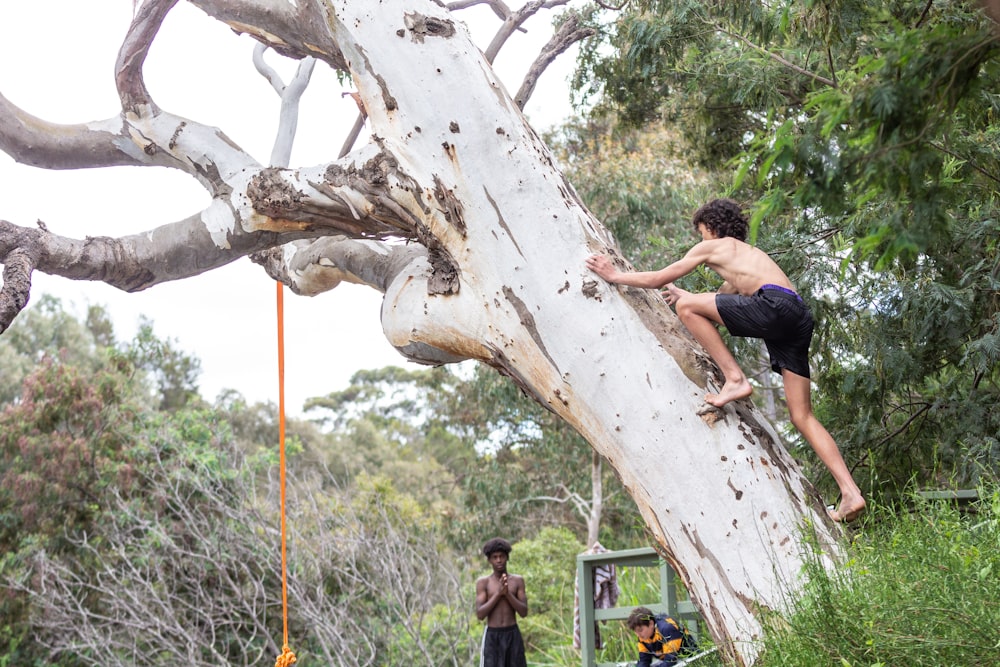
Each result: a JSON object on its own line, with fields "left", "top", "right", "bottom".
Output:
{"left": 274, "top": 281, "right": 297, "bottom": 667}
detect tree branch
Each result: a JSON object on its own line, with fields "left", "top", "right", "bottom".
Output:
{"left": 187, "top": 0, "right": 349, "bottom": 70}
{"left": 716, "top": 23, "right": 837, "bottom": 89}
{"left": 0, "top": 215, "right": 287, "bottom": 293}
{"left": 116, "top": 0, "right": 178, "bottom": 112}
{"left": 251, "top": 237, "right": 427, "bottom": 296}
{"left": 0, "top": 90, "right": 257, "bottom": 191}
{"left": 929, "top": 140, "right": 1000, "bottom": 185}
{"left": 0, "top": 243, "right": 36, "bottom": 334}
{"left": 0, "top": 94, "right": 145, "bottom": 170}
{"left": 484, "top": 0, "right": 545, "bottom": 62}
{"left": 446, "top": 0, "right": 512, "bottom": 18}
{"left": 252, "top": 43, "right": 317, "bottom": 167}
{"left": 515, "top": 13, "right": 595, "bottom": 109}
{"left": 527, "top": 484, "right": 592, "bottom": 522}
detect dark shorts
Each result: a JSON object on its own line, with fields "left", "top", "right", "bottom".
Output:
{"left": 481, "top": 624, "right": 526, "bottom": 667}
{"left": 715, "top": 285, "right": 814, "bottom": 379}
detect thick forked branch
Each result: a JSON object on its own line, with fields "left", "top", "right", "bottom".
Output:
{"left": 0, "top": 136, "right": 426, "bottom": 325}
{"left": 0, "top": 0, "right": 414, "bottom": 326}
{"left": 1, "top": 0, "right": 594, "bottom": 340}
{"left": 1, "top": 0, "right": 585, "bottom": 322}
{"left": 0, "top": 144, "right": 422, "bottom": 275}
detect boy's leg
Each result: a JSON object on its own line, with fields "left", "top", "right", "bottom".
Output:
{"left": 781, "top": 370, "right": 866, "bottom": 522}
{"left": 671, "top": 291, "right": 753, "bottom": 406}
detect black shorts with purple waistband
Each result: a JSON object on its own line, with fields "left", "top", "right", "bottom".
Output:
{"left": 715, "top": 284, "right": 814, "bottom": 379}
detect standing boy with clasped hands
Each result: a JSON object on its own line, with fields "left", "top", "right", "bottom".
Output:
{"left": 475, "top": 537, "right": 529, "bottom": 667}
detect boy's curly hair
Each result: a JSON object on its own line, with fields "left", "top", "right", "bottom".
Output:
{"left": 692, "top": 198, "right": 748, "bottom": 241}
{"left": 482, "top": 537, "right": 512, "bottom": 558}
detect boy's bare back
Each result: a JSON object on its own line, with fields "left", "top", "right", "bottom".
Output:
{"left": 672, "top": 237, "right": 794, "bottom": 296}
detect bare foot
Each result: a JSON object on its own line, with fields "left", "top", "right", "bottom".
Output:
{"left": 705, "top": 379, "right": 753, "bottom": 407}
{"left": 828, "top": 496, "right": 866, "bottom": 524}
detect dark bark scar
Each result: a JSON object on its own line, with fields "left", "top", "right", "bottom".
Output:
{"left": 483, "top": 187, "right": 522, "bottom": 258}
{"left": 354, "top": 47, "right": 398, "bottom": 111}
{"left": 432, "top": 175, "right": 466, "bottom": 236}
{"left": 403, "top": 12, "right": 456, "bottom": 42}
{"left": 503, "top": 285, "right": 560, "bottom": 375}
{"left": 582, "top": 278, "right": 602, "bottom": 301}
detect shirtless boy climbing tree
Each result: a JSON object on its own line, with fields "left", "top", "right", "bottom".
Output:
{"left": 586, "top": 198, "right": 866, "bottom": 523}
{"left": 475, "top": 537, "right": 529, "bottom": 667}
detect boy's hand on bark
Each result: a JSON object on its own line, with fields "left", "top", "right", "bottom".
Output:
{"left": 586, "top": 254, "right": 616, "bottom": 281}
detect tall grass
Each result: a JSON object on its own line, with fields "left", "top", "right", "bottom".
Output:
{"left": 522, "top": 484, "right": 999, "bottom": 666}
{"left": 758, "top": 483, "right": 1000, "bottom": 667}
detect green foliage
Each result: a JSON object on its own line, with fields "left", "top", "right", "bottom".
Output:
{"left": 0, "top": 335, "right": 474, "bottom": 665}
{"left": 0, "top": 294, "right": 105, "bottom": 405}
{"left": 125, "top": 316, "right": 203, "bottom": 411}
{"left": 0, "top": 348, "right": 251, "bottom": 666}
{"left": 302, "top": 361, "right": 645, "bottom": 549}
{"left": 0, "top": 297, "right": 205, "bottom": 413}
{"left": 302, "top": 365, "right": 473, "bottom": 518}
{"left": 505, "top": 528, "right": 585, "bottom": 666}
{"left": 326, "top": 473, "right": 473, "bottom": 666}
{"left": 758, "top": 484, "right": 1000, "bottom": 666}
{"left": 0, "top": 354, "right": 146, "bottom": 556}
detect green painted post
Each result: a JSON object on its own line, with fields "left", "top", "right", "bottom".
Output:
{"left": 578, "top": 555, "right": 597, "bottom": 667}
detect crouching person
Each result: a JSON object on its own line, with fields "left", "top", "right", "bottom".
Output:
{"left": 626, "top": 606, "right": 697, "bottom": 667}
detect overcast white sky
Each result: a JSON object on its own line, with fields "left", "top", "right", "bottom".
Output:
{"left": 0, "top": 1, "right": 580, "bottom": 415}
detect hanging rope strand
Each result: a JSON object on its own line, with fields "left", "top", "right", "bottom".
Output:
{"left": 275, "top": 281, "right": 297, "bottom": 667}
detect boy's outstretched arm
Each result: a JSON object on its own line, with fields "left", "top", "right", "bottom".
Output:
{"left": 586, "top": 243, "right": 710, "bottom": 289}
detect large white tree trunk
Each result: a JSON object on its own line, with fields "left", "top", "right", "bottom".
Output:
{"left": 0, "top": 1, "right": 845, "bottom": 663}
{"left": 321, "top": 5, "right": 843, "bottom": 662}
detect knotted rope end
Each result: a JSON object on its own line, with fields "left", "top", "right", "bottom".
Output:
{"left": 274, "top": 645, "right": 297, "bottom": 667}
